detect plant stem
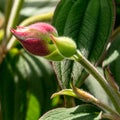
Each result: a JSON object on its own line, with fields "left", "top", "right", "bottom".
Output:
{"left": 1, "top": 0, "right": 14, "bottom": 60}
{"left": 0, "top": 0, "right": 24, "bottom": 65}
{"left": 64, "top": 96, "right": 75, "bottom": 108}
{"left": 5, "top": 0, "right": 24, "bottom": 43}
{"left": 3, "top": 0, "right": 14, "bottom": 38}
{"left": 111, "top": 26, "right": 120, "bottom": 40}
{"left": 102, "top": 114, "right": 120, "bottom": 120}
{"left": 96, "top": 101, "right": 120, "bottom": 118}
{"left": 73, "top": 50, "right": 120, "bottom": 113}
{"left": 20, "top": 12, "right": 53, "bottom": 26}
{"left": 72, "top": 83, "right": 120, "bottom": 117}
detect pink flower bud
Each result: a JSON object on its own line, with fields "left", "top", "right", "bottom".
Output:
{"left": 11, "top": 22, "right": 58, "bottom": 56}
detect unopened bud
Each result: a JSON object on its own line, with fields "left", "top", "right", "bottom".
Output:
{"left": 50, "top": 35, "right": 77, "bottom": 57}
{"left": 11, "top": 22, "right": 76, "bottom": 61}
{"left": 11, "top": 22, "right": 58, "bottom": 57}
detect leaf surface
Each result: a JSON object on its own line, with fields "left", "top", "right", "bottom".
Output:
{"left": 52, "top": 0, "right": 115, "bottom": 88}
{"left": 39, "top": 104, "right": 100, "bottom": 120}
{"left": 0, "top": 49, "right": 56, "bottom": 120}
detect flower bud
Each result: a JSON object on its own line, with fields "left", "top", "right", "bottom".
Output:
{"left": 11, "top": 23, "right": 64, "bottom": 61}
{"left": 50, "top": 35, "right": 77, "bottom": 57}
{"left": 11, "top": 22, "right": 77, "bottom": 61}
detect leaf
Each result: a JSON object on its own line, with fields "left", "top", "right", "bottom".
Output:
{"left": 51, "top": 89, "right": 77, "bottom": 99}
{"left": 103, "top": 50, "right": 119, "bottom": 67}
{"left": 26, "top": 94, "right": 40, "bottom": 120}
{"left": 0, "top": 49, "right": 57, "bottom": 120}
{"left": 52, "top": 0, "right": 115, "bottom": 88}
{"left": 39, "top": 104, "right": 101, "bottom": 120}
{"left": 105, "top": 30, "right": 120, "bottom": 87}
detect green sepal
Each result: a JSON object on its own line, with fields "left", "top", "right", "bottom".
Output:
{"left": 45, "top": 50, "right": 64, "bottom": 61}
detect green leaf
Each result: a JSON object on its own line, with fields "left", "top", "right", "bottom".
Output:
{"left": 26, "top": 94, "right": 40, "bottom": 120}
{"left": 51, "top": 89, "right": 77, "bottom": 99}
{"left": 52, "top": 0, "right": 115, "bottom": 88}
{"left": 0, "top": 49, "right": 57, "bottom": 120}
{"left": 39, "top": 104, "right": 101, "bottom": 120}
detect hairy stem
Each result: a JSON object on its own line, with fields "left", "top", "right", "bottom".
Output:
{"left": 102, "top": 113, "right": 120, "bottom": 120}
{"left": 73, "top": 50, "right": 120, "bottom": 113}
{"left": 72, "top": 84, "right": 120, "bottom": 117}
{"left": 96, "top": 101, "right": 120, "bottom": 118}
{"left": 20, "top": 12, "right": 53, "bottom": 26}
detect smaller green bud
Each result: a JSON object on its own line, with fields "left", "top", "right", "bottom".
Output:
{"left": 50, "top": 35, "right": 77, "bottom": 57}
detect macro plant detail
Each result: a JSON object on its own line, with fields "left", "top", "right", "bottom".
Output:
{"left": 11, "top": 23, "right": 58, "bottom": 56}
{"left": 11, "top": 22, "right": 77, "bottom": 60}
{"left": 0, "top": 0, "right": 120, "bottom": 120}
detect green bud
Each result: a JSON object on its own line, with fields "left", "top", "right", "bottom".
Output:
{"left": 50, "top": 35, "right": 77, "bottom": 57}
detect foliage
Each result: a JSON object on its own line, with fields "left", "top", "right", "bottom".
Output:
{"left": 0, "top": 0, "right": 58, "bottom": 120}
{"left": 0, "top": 0, "right": 120, "bottom": 120}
